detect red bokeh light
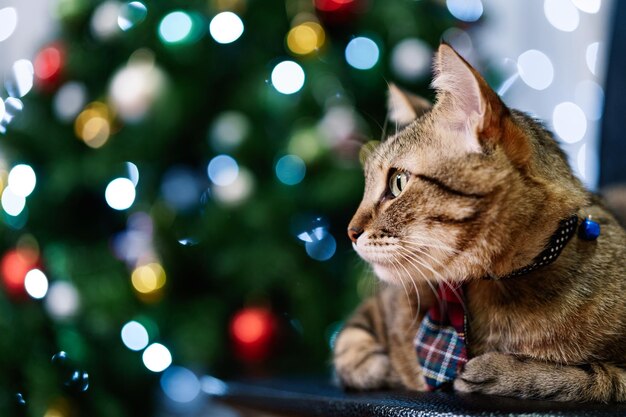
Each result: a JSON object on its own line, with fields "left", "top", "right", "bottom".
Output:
{"left": 1, "top": 249, "right": 38, "bottom": 299}
{"left": 34, "top": 44, "right": 64, "bottom": 88}
{"left": 230, "top": 308, "right": 276, "bottom": 362}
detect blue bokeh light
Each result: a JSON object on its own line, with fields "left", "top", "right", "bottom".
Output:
{"left": 305, "top": 232, "right": 337, "bottom": 261}
{"left": 160, "top": 366, "right": 201, "bottom": 403}
{"left": 275, "top": 155, "right": 306, "bottom": 185}
{"left": 158, "top": 11, "right": 192, "bottom": 44}
{"left": 208, "top": 155, "right": 239, "bottom": 186}
{"left": 345, "top": 37, "right": 380, "bottom": 70}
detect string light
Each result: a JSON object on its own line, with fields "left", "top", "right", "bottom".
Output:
{"left": 391, "top": 38, "right": 431, "bottom": 81}
{"left": 131, "top": 263, "right": 166, "bottom": 294}
{"left": 1, "top": 187, "right": 26, "bottom": 216}
{"left": 118, "top": 1, "right": 147, "bottom": 31}
{"left": 212, "top": 167, "right": 254, "bottom": 205}
{"left": 208, "top": 155, "right": 239, "bottom": 186}
{"left": 142, "top": 343, "right": 172, "bottom": 372}
{"left": 287, "top": 22, "right": 325, "bottom": 55}
{"left": 544, "top": 0, "right": 579, "bottom": 32}
{"left": 209, "top": 12, "right": 244, "bottom": 44}
{"left": 91, "top": 1, "right": 122, "bottom": 40}
{"left": 270, "top": 61, "right": 305, "bottom": 94}
{"left": 121, "top": 320, "right": 149, "bottom": 351}
{"left": 0, "top": 7, "right": 17, "bottom": 42}
{"left": 24, "top": 269, "right": 48, "bottom": 299}
{"left": 345, "top": 37, "right": 379, "bottom": 70}
{"left": 5, "top": 59, "right": 34, "bottom": 98}
{"left": 158, "top": 11, "right": 202, "bottom": 45}
{"left": 45, "top": 281, "right": 80, "bottom": 319}
{"left": 553, "top": 102, "right": 587, "bottom": 144}
{"left": 74, "top": 102, "right": 112, "bottom": 148}
{"left": 53, "top": 82, "right": 87, "bottom": 122}
{"left": 105, "top": 177, "right": 136, "bottom": 210}
{"left": 517, "top": 49, "right": 554, "bottom": 91}
{"left": 8, "top": 164, "right": 36, "bottom": 197}
{"left": 34, "top": 45, "right": 63, "bottom": 82}
{"left": 160, "top": 367, "right": 200, "bottom": 403}
{"left": 275, "top": 155, "right": 306, "bottom": 185}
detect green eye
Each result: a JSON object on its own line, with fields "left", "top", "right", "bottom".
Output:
{"left": 389, "top": 171, "right": 409, "bottom": 198}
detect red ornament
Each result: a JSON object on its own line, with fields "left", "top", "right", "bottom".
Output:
{"left": 34, "top": 43, "right": 65, "bottom": 90}
{"left": 230, "top": 308, "right": 277, "bottom": 363}
{"left": 1, "top": 249, "right": 38, "bottom": 299}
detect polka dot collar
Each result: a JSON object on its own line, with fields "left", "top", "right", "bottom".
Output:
{"left": 485, "top": 215, "right": 579, "bottom": 280}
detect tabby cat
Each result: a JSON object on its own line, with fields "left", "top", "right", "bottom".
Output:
{"left": 333, "top": 44, "right": 626, "bottom": 402}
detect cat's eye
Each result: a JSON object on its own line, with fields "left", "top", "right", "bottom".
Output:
{"left": 389, "top": 171, "right": 409, "bottom": 198}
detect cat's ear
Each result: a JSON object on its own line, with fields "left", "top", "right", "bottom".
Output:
{"left": 432, "top": 44, "right": 530, "bottom": 166}
{"left": 387, "top": 83, "right": 431, "bottom": 126}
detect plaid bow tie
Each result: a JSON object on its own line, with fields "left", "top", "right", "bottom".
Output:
{"left": 414, "top": 283, "right": 468, "bottom": 390}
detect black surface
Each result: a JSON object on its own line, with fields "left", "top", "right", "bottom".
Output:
{"left": 214, "top": 378, "right": 626, "bottom": 416}
{"left": 600, "top": 0, "right": 626, "bottom": 187}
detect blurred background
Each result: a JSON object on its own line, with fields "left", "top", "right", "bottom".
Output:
{"left": 0, "top": 0, "right": 621, "bottom": 416}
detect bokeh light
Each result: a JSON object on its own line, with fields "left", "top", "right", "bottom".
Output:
{"left": 142, "top": 343, "right": 172, "bottom": 372}
{"left": 345, "top": 37, "right": 379, "bottom": 70}
{"left": 572, "top": 0, "right": 601, "bottom": 14}
{"left": 131, "top": 263, "right": 166, "bottom": 294}
{"left": 24, "top": 269, "right": 48, "bottom": 299}
{"left": 212, "top": 167, "right": 254, "bottom": 205}
{"left": 209, "top": 12, "right": 244, "bottom": 44}
{"left": 160, "top": 367, "right": 200, "bottom": 403}
{"left": 54, "top": 82, "right": 87, "bottom": 122}
{"left": 126, "top": 162, "right": 140, "bottom": 186}
{"left": 391, "top": 38, "right": 431, "bottom": 81}
{"left": 275, "top": 155, "right": 306, "bottom": 185}
{"left": 1, "top": 249, "right": 37, "bottom": 297}
{"left": 208, "top": 155, "right": 239, "bottom": 186}
{"left": 105, "top": 177, "right": 136, "bottom": 210}
{"left": 544, "top": 0, "right": 579, "bottom": 32}
{"left": 553, "top": 102, "right": 587, "bottom": 144}
{"left": 74, "top": 102, "right": 112, "bottom": 148}
{"left": 271, "top": 61, "right": 305, "bottom": 95}
{"left": 45, "top": 281, "right": 80, "bottom": 320}
{"left": 575, "top": 80, "right": 604, "bottom": 121}
{"left": 446, "top": 0, "right": 483, "bottom": 22}
{"left": 209, "top": 111, "right": 250, "bottom": 151}
{"left": 577, "top": 143, "right": 587, "bottom": 180}
{"left": 118, "top": 1, "right": 147, "bottom": 31}
{"left": 200, "top": 375, "right": 228, "bottom": 395}
{"left": 231, "top": 308, "right": 275, "bottom": 361}
{"left": 91, "top": 1, "right": 122, "bottom": 40}
{"left": 161, "top": 166, "right": 201, "bottom": 211}
{"left": 517, "top": 49, "right": 554, "bottom": 91}
{"left": 158, "top": 11, "right": 202, "bottom": 45}
{"left": 1, "top": 188, "right": 26, "bottom": 216}
{"left": 0, "top": 7, "right": 18, "bottom": 43}
{"left": 288, "top": 128, "right": 323, "bottom": 163}
{"left": 5, "top": 59, "right": 34, "bottom": 98}
{"left": 586, "top": 42, "right": 600, "bottom": 75}
{"left": 287, "top": 22, "right": 325, "bottom": 55}
{"left": 34, "top": 45, "right": 63, "bottom": 82}
{"left": 121, "top": 320, "right": 149, "bottom": 351}
{"left": 305, "top": 233, "right": 336, "bottom": 261}
{"left": 0, "top": 100, "right": 4, "bottom": 124}
{"left": 1, "top": 97, "right": 23, "bottom": 129}
{"left": 109, "top": 57, "right": 166, "bottom": 123}
{"left": 8, "top": 164, "right": 36, "bottom": 197}
{"left": 442, "top": 28, "right": 472, "bottom": 58}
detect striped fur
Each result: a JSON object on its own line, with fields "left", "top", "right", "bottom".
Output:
{"left": 333, "top": 44, "right": 626, "bottom": 402}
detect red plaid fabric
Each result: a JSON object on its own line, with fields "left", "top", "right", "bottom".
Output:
{"left": 414, "top": 283, "right": 468, "bottom": 390}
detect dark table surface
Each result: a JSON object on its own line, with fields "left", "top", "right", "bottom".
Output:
{"left": 212, "top": 377, "right": 626, "bottom": 417}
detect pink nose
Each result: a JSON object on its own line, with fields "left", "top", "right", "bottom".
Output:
{"left": 348, "top": 227, "right": 363, "bottom": 243}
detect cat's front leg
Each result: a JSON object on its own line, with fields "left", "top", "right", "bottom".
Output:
{"left": 455, "top": 352, "right": 626, "bottom": 402}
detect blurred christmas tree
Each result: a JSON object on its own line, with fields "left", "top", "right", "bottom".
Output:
{"left": 0, "top": 0, "right": 479, "bottom": 415}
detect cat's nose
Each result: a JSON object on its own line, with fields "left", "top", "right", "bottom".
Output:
{"left": 348, "top": 227, "right": 364, "bottom": 243}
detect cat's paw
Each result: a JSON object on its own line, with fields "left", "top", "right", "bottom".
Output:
{"left": 333, "top": 326, "right": 391, "bottom": 390}
{"left": 454, "top": 352, "right": 524, "bottom": 397}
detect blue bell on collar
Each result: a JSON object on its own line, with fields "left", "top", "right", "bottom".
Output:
{"left": 579, "top": 216, "right": 600, "bottom": 240}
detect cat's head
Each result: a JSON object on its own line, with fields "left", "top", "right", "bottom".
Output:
{"left": 349, "top": 44, "right": 588, "bottom": 284}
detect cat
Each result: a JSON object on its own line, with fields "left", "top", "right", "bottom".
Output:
{"left": 333, "top": 43, "right": 626, "bottom": 402}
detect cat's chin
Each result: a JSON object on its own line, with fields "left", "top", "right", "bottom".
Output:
{"left": 371, "top": 264, "right": 398, "bottom": 283}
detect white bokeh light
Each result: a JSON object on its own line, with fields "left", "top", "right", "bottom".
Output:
{"left": 575, "top": 80, "right": 604, "bottom": 121}
{"left": 6, "top": 60, "right": 34, "bottom": 98}
{"left": 544, "top": 0, "right": 579, "bottom": 32}
{"left": 586, "top": 42, "right": 600, "bottom": 76}
{"left": 1, "top": 187, "right": 26, "bottom": 216}
{"left": 24, "top": 269, "right": 49, "bottom": 299}
{"left": 209, "top": 12, "right": 244, "bottom": 44}
{"left": 0, "top": 7, "right": 18, "bottom": 43}
{"left": 212, "top": 167, "right": 254, "bottom": 205}
{"left": 572, "top": 0, "right": 601, "bottom": 14}
{"left": 142, "top": 343, "right": 172, "bottom": 372}
{"left": 0, "top": 100, "right": 4, "bottom": 122}
{"left": 121, "top": 321, "right": 149, "bottom": 351}
{"left": 391, "top": 38, "right": 431, "bottom": 81}
{"left": 45, "top": 281, "right": 80, "bottom": 319}
{"left": 446, "top": 0, "right": 483, "bottom": 22}
{"left": 91, "top": 1, "right": 122, "bottom": 40}
{"left": 271, "top": 61, "right": 305, "bottom": 95}
{"left": 553, "top": 102, "right": 587, "bottom": 144}
{"left": 577, "top": 143, "right": 587, "bottom": 181}
{"left": 54, "top": 82, "right": 88, "bottom": 122}
{"left": 105, "top": 178, "right": 136, "bottom": 210}
{"left": 517, "top": 50, "right": 554, "bottom": 91}
{"left": 8, "top": 164, "right": 36, "bottom": 197}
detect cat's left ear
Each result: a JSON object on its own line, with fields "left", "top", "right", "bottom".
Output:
{"left": 433, "top": 44, "right": 530, "bottom": 167}
{"left": 387, "top": 83, "right": 431, "bottom": 126}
